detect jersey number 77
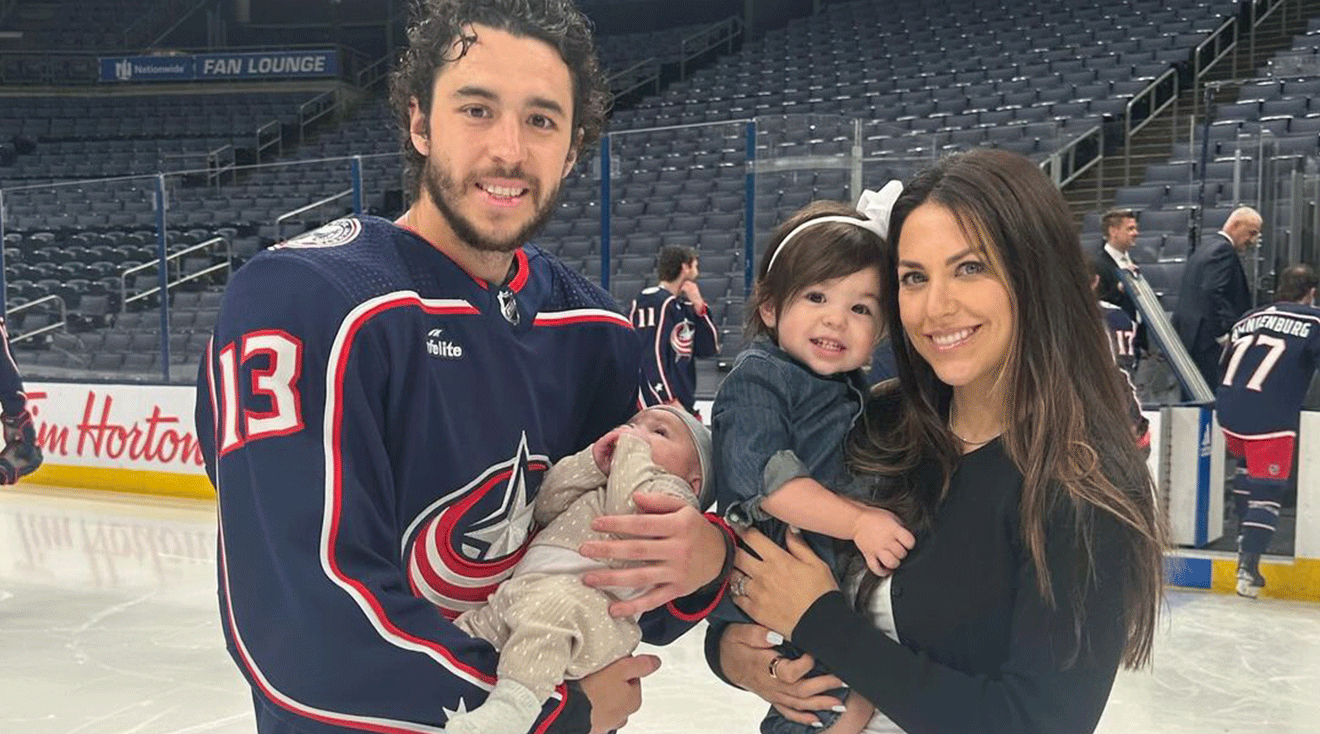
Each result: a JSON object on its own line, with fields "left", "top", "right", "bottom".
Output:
{"left": 1221, "top": 333, "right": 1286, "bottom": 392}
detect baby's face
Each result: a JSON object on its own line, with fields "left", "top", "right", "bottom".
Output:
{"left": 624, "top": 409, "right": 700, "bottom": 482}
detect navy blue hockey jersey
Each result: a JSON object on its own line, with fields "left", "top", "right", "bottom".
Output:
{"left": 195, "top": 217, "right": 705, "bottom": 734}
{"left": 0, "top": 317, "right": 28, "bottom": 416}
{"left": 629, "top": 286, "right": 718, "bottom": 413}
{"left": 1216, "top": 301, "right": 1320, "bottom": 437}
{"left": 1100, "top": 300, "right": 1138, "bottom": 376}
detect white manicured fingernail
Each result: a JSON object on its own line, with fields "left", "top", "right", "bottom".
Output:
{"left": 831, "top": 705, "right": 846, "bottom": 713}
{"left": 766, "top": 631, "right": 784, "bottom": 645}
{"left": 811, "top": 722, "right": 823, "bottom": 729}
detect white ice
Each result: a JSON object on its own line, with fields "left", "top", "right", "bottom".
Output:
{"left": 2, "top": 484, "right": 1318, "bottom": 734}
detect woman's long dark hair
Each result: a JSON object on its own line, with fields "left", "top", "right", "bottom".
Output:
{"left": 846, "top": 149, "right": 1166, "bottom": 668}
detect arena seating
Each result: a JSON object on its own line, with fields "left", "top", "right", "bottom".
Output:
{"left": 1091, "top": 20, "right": 1320, "bottom": 313}
{"left": 0, "top": 0, "right": 193, "bottom": 49}
{"left": 0, "top": 0, "right": 1308, "bottom": 380}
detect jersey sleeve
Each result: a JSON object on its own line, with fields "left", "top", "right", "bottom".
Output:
{"left": 792, "top": 508, "right": 1129, "bottom": 734}
{"left": 196, "top": 254, "right": 586, "bottom": 734}
{"left": 688, "top": 301, "right": 720, "bottom": 359}
{"left": 711, "top": 353, "right": 805, "bottom": 523}
{"left": 0, "top": 318, "right": 28, "bottom": 416}
{"left": 1308, "top": 313, "right": 1320, "bottom": 366}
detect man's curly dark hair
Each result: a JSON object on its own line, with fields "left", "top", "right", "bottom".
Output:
{"left": 388, "top": 0, "right": 609, "bottom": 199}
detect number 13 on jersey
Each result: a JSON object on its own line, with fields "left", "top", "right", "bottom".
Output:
{"left": 210, "top": 331, "right": 306, "bottom": 454}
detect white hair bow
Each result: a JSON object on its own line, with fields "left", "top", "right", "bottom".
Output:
{"left": 855, "top": 180, "right": 904, "bottom": 241}
{"left": 765, "top": 180, "right": 905, "bottom": 273}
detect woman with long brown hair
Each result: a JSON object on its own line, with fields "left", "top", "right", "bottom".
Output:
{"left": 708, "top": 148, "right": 1167, "bottom": 734}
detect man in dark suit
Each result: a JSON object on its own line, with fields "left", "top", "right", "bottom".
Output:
{"left": 1171, "top": 206, "right": 1260, "bottom": 395}
{"left": 1091, "top": 209, "right": 1146, "bottom": 360}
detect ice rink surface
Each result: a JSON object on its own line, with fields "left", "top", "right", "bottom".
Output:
{"left": 2, "top": 483, "right": 1318, "bottom": 734}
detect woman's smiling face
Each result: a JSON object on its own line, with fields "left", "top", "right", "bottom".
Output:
{"left": 895, "top": 202, "right": 1014, "bottom": 398}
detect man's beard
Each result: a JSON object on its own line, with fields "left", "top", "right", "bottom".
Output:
{"left": 422, "top": 156, "right": 562, "bottom": 254}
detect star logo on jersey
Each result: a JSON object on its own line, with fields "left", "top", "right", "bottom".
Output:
{"left": 1268, "top": 463, "right": 1280, "bottom": 476}
{"left": 404, "top": 433, "right": 550, "bottom": 614}
{"left": 670, "top": 320, "right": 695, "bottom": 360}
{"left": 442, "top": 697, "right": 472, "bottom": 722}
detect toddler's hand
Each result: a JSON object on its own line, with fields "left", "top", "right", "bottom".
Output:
{"left": 852, "top": 508, "right": 916, "bottom": 577}
{"left": 592, "top": 427, "right": 627, "bottom": 474}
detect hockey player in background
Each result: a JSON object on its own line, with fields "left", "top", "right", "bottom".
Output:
{"left": 0, "top": 317, "right": 41, "bottom": 484}
{"left": 193, "top": 2, "right": 733, "bottom": 732}
{"left": 1217, "top": 263, "right": 1320, "bottom": 599}
{"left": 630, "top": 245, "right": 718, "bottom": 417}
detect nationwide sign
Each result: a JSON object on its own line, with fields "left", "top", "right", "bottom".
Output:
{"left": 100, "top": 50, "right": 339, "bottom": 82}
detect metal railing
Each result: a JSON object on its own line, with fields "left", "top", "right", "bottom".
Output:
{"left": 119, "top": 236, "right": 230, "bottom": 312}
{"left": 299, "top": 90, "right": 337, "bottom": 143}
{"left": 256, "top": 119, "right": 282, "bottom": 162}
{"left": 608, "top": 58, "right": 661, "bottom": 101}
{"left": 1123, "top": 67, "right": 1180, "bottom": 184}
{"left": 1246, "top": 0, "right": 1289, "bottom": 64}
{"left": 207, "top": 144, "right": 236, "bottom": 188}
{"left": 679, "top": 16, "right": 743, "bottom": 81}
{"left": 7, "top": 294, "right": 66, "bottom": 343}
{"left": 1044, "top": 123, "right": 1103, "bottom": 188}
{"left": 1192, "top": 16, "right": 1239, "bottom": 112}
{"left": 356, "top": 54, "right": 390, "bottom": 91}
{"left": 275, "top": 189, "right": 352, "bottom": 241}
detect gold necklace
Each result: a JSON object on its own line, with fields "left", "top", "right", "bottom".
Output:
{"left": 948, "top": 406, "right": 1000, "bottom": 446}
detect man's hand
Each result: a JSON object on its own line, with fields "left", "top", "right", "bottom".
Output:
{"left": 578, "top": 654, "right": 661, "bottom": 733}
{"left": 579, "top": 492, "right": 726, "bottom": 617}
{"left": 679, "top": 280, "right": 706, "bottom": 312}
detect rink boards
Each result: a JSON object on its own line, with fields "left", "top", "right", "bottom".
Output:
{"left": 13, "top": 385, "right": 1320, "bottom": 601}
{"left": 18, "top": 381, "right": 214, "bottom": 500}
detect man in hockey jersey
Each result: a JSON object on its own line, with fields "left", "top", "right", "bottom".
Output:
{"left": 1099, "top": 297, "right": 1151, "bottom": 455}
{"left": 1091, "top": 263, "right": 1150, "bottom": 454}
{"left": 1217, "top": 264, "right": 1320, "bottom": 599}
{"left": 630, "top": 245, "right": 718, "bottom": 416}
{"left": 194, "top": 2, "right": 733, "bottom": 733}
{"left": 0, "top": 317, "right": 41, "bottom": 484}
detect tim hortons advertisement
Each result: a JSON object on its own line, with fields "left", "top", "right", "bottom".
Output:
{"left": 25, "top": 382, "right": 205, "bottom": 476}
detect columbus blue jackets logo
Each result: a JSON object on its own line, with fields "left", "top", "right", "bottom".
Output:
{"left": 669, "top": 320, "right": 694, "bottom": 360}
{"left": 272, "top": 218, "right": 362, "bottom": 250}
{"left": 405, "top": 434, "right": 550, "bottom": 615}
